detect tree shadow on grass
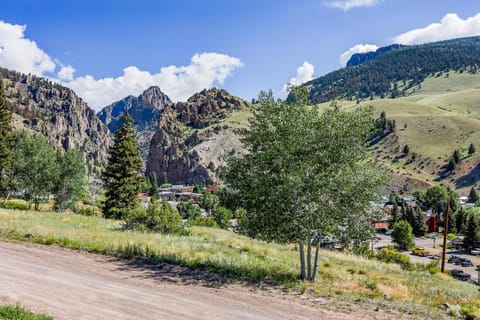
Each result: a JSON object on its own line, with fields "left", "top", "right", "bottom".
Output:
{"left": 106, "top": 255, "right": 297, "bottom": 290}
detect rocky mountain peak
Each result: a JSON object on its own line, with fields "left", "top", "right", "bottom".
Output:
{"left": 138, "top": 86, "right": 172, "bottom": 107}
{"left": 98, "top": 86, "right": 173, "bottom": 162}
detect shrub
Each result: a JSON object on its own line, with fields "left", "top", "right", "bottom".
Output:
{"left": 3, "top": 201, "right": 29, "bottom": 211}
{"left": 187, "top": 216, "right": 218, "bottom": 228}
{"left": 176, "top": 201, "right": 201, "bottom": 220}
{"left": 123, "top": 199, "right": 185, "bottom": 234}
{"left": 213, "top": 206, "right": 232, "bottom": 229}
{"left": 376, "top": 245, "right": 414, "bottom": 270}
{"left": 78, "top": 206, "right": 99, "bottom": 217}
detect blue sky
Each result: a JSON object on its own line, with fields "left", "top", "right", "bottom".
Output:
{"left": 1, "top": 0, "right": 480, "bottom": 109}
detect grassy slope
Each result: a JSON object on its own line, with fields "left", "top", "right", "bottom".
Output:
{"left": 314, "top": 71, "right": 480, "bottom": 194}
{"left": 0, "top": 208, "right": 479, "bottom": 319}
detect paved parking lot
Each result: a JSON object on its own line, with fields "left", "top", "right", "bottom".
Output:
{"left": 373, "top": 233, "right": 480, "bottom": 284}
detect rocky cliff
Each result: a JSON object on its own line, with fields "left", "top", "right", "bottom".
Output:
{"left": 146, "top": 88, "right": 250, "bottom": 185}
{"left": 98, "top": 86, "right": 172, "bottom": 162}
{"left": 0, "top": 68, "right": 112, "bottom": 173}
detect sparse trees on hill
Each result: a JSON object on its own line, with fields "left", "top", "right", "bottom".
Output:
{"left": 224, "top": 88, "right": 385, "bottom": 282}
{"left": 102, "top": 114, "right": 143, "bottom": 219}
{"left": 468, "top": 186, "right": 479, "bottom": 204}
{"left": 468, "top": 143, "right": 476, "bottom": 156}
{"left": 453, "top": 149, "right": 461, "bottom": 164}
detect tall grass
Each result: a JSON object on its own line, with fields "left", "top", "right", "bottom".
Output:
{"left": 0, "top": 208, "right": 479, "bottom": 318}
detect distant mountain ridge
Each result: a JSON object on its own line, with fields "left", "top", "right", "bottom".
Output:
{"left": 98, "top": 86, "right": 172, "bottom": 161}
{"left": 305, "top": 36, "right": 480, "bottom": 104}
{"left": 346, "top": 44, "right": 407, "bottom": 67}
{"left": 0, "top": 67, "right": 112, "bottom": 174}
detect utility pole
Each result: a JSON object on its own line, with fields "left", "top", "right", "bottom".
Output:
{"left": 441, "top": 197, "right": 450, "bottom": 273}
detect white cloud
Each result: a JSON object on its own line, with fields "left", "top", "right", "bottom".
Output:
{"left": 339, "top": 44, "right": 378, "bottom": 66}
{"left": 283, "top": 62, "right": 315, "bottom": 92}
{"left": 393, "top": 13, "right": 480, "bottom": 45}
{"left": 57, "top": 65, "right": 75, "bottom": 81}
{"left": 0, "top": 21, "right": 56, "bottom": 75}
{"left": 0, "top": 20, "right": 244, "bottom": 110}
{"left": 324, "top": 0, "right": 380, "bottom": 11}
{"left": 64, "top": 52, "right": 243, "bottom": 108}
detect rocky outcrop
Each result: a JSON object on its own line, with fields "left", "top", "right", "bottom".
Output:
{"left": 146, "top": 88, "right": 249, "bottom": 185}
{"left": 0, "top": 68, "right": 112, "bottom": 173}
{"left": 98, "top": 86, "right": 172, "bottom": 161}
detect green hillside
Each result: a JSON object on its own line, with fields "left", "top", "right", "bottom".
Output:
{"left": 317, "top": 71, "right": 480, "bottom": 194}
{"left": 304, "top": 36, "right": 480, "bottom": 104}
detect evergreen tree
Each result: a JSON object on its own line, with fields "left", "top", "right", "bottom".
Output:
{"left": 102, "top": 114, "right": 143, "bottom": 219}
{"left": 455, "top": 206, "right": 468, "bottom": 235}
{"left": 148, "top": 172, "right": 158, "bottom": 197}
{"left": 411, "top": 206, "right": 427, "bottom": 237}
{"left": 453, "top": 149, "right": 461, "bottom": 164}
{"left": 389, "top": 201, "right": 400, "bottom": 229}
{"left": 468, "top": 186, "right": 479, "bottom": 204}
{"left": 447, "top": 158, "right": 456, "bottom": 172}
{"left": 468, "top": 143, "right": 476, "bottom": 156}
{"left": 0, "top": 83, "right": 13, "bottom": 198}
{"left": 463, "top": 213, "right": 479, "bottom": 252}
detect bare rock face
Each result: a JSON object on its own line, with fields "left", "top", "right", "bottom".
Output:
{"left": 146, "top": 88, "right": 249, "bottom": 185}
{"left": 0, "top": 68, "right": 112, "bottom": 173}
{"left": 98, "top": 86, "right": 172, "bottom": 162}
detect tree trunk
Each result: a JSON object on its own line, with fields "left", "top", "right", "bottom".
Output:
{"left": 310, "top": 239, "right": 321, "bottom": 282}
{"left": 299, "top": 242, "right": 306, "bottom": 280}
{"left": 2, "top": 191, "right": 11, "bottom": 207}
{"left": 306, "top": 232, "right": 312, "bottom": 281}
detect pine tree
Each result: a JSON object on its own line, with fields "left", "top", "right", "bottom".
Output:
{"left": 463, "top": 213, "right": 479, "bottom": 252}
{"left": 453, "top": 149, "right": 461, "bottom": 164}
{"left": 468, "top": 186, "right": 479, "bottom": 204}
{"left": 0, "top": 82, "right": 13, "bottom": 197}
{"left": 468, "top": 143, "right": 476, "bottom": 156}
{"left": 102, "top": 114, "right": 143, "bottom": 219}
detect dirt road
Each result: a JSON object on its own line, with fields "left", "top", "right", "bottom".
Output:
{"left": 0, "top": 241, "right": 357, "bottom": 320}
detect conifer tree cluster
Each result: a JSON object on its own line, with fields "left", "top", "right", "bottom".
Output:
{"left": 0, "top": 83, "right": 13, "bottom": 195}
{"left": 102, "top": 114, "right": 143, "bottom": 219}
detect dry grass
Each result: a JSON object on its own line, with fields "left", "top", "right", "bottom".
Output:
{"left": 0, "top": 208, "right": 479, "bottom": 318}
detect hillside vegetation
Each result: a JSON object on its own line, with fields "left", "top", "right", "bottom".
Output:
{"left": 311, "top": 71, "right": 480, "bottom": 194}
{"left": 305, "top": 36, "right": 480, "bottom": 104}
{"left": 0, "top": 208, "right": 479, "bottom": 319}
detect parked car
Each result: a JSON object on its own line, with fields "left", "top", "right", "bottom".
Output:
{"left": 412, "top": 247, "right": 430, "bottom": 257}
{"left": 451, "top": 269, "right": 471, "bottom": 281}
{"left": 385, "top": 230, "right": 392, "bottom": 235}
{"left": 427, "top": 254, "right": 440, "bottom": 260}
{"left": 448, "top": 255, "right": 460, "bottom": 264}
{"left": 471, "top": 248, "right": 480, "bottom": 255}
{"left": 461, "top": 258, "right": 473, "bottom": 267}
